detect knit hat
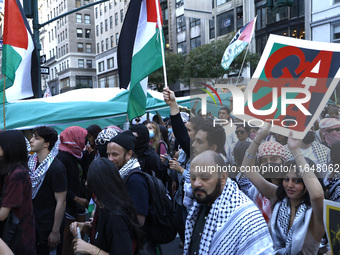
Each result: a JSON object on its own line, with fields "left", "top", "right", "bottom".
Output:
{"left": 257, "top": 140, "right": 286, "bottom": 162}
{"left": 110, "top": 130, "right": 136, "bottom": 152}
{"left": 95, "top": 128, "right": 119, "bottom": 146}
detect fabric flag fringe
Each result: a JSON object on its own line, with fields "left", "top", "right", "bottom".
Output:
{"left": 221, "top": 16, "right": 257, "bottom": 70}
{"left": 0, "top": 0, "right": 39, "bottom": 104}
{"left": 118, "top": 0, "right": 164, "bottom": 121}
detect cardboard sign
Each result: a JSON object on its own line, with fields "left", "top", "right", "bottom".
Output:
{"left": 243, "top": 35, "right": 340, "bottom": 139}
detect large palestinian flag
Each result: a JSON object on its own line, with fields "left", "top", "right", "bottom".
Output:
{"left": 0, "top": 0, "right": 38, "bottom": 103}
{"left": 118, "top": 0, "right": 164, "bottom": 121}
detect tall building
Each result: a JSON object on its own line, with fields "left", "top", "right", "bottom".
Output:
{"left": 94, "top": 0, "right": 128, "bottom": 88}
{"left": 39, "top": 0, "right": 97, "bottom": 95}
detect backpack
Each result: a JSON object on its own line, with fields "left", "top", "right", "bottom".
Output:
{"left": 125, "top": 170, "right": 177, "bottom": 244}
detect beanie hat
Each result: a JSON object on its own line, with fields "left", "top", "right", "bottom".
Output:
{"left": 110, "top": 130, "right": 136, "bottom": 152}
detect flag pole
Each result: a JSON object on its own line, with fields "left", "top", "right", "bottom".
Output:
{"left": 235, "top": 43, "right": 250, "bottom": 85}
{"left": 154, "top": 0, "right": 168, "bottom": 88}
{"left": 2, "top": 77, "right": 6, "bottom": 130}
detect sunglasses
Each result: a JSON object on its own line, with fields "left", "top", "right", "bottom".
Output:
{"left": 328, "top": 127, "right": 340, "bottom": 132}
{"left": 235, "top": 130, "right": 245, "bottom": 135}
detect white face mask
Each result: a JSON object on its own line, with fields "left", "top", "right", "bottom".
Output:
{"left": 149, "top": 130, "right": 154, "bottom": 138}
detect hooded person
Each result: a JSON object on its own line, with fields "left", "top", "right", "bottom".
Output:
{"left": 130, "top": 125, "right": 163, "bottom": 181}
{"left": 56, "top": 126, "right": 88, "bottom": 255}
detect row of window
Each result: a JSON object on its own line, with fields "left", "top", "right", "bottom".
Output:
{"left": 95, "top": 1, "right": 123, "bottom": 19}
{"left": 76, "top": 0, "right": 90, "bottom": 8}
{"left": 78, "top": 59, "right": 93, "bottom": 68}
{"left": 98, "top": 57, "right": 115, "bottom": 72}
{"left": 177, "top": 36, "right": 201, "bottom": 53}
{"left": 58, "top": 30, "right": 68, "bottom": 43}
{"left": 77, "top": 43, "right": 92, "bottom": 53}
{"left": 76, "top": 13, "right": 91, "bottom": 24}
{"left": 57, "top": 16, "right": 67, "bottom": 29}
{"left": 95, "top": 12, "right": 123, "bottom": 36}
{"left": 96, "top": 34, "right": 118, "bottom": 54}
{"left": 176, "top": 16, "right": 201, "bottom": 33}
{"left": 77, "top": 28, "right": 91, "bottom": 38}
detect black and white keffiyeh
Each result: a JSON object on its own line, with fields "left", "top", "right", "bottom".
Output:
{"left": 28, "top": 140, "right": 60, "bottom": 199}
{"left": 119, "top": 158, "right": 140, "bottom": 179}
{"left": 270, "top": 198, "right": 312, "bottom": 254}
{"left": 325, "top": 178, "right": 340, "bottom": 202}
{"left": 184, "top": 179, "right": 274, "bottom": 255}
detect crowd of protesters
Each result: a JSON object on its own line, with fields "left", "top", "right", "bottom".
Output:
{"left": 0, "top": 87, "right": 339, "bottom": 254}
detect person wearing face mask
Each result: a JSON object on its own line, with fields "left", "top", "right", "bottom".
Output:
{"left": 143, "top": 120, "right": 167, "bottom": 156}
{"left": 283, "top": 130, "right": 330, "bottom": 177}
{"left": 130, "top": 125, "right": 164, "bottom": 182}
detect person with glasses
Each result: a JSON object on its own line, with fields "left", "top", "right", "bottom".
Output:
{"left": 227, "top": 124, "right": 251, "bottom": 165}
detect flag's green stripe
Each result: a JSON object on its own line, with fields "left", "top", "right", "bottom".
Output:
{"left": 127, "top": 82, "right": 146, "bottom": 121}
{"left": 1, "top": 44, "right": 23, "bottom": 86}
{"left": 130, "top": 30, "right": 163, "bottom": 86}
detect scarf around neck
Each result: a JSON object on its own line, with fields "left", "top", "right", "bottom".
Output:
{"left": 270, "top": 197, "right": 312, "bottom": 255}
{"left": 119, "top": 158, "right": 140, "bottom": 179}
{"left": 28, "top": 140, "right": 60, "bottom": 199}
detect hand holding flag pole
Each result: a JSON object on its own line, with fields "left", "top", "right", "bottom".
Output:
{"left": 154, "top": 0, "right": 168, "bottom": 88}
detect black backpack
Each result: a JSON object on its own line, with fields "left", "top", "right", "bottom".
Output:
{"left": 125, "top": 170, "right": 177, "bottom": 244}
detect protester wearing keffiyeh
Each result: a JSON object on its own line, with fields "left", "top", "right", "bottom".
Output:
{"left": 184, "top": 178, "right": 274, "bottom": 255}
{"left": 59, "top": 126, "right": 87, "bottom": 158}
{"left": 319, "top": 118, "right": 340, "bottom": 147}
{"left": 28, "top": 139, "right": 60, "bottom": 199}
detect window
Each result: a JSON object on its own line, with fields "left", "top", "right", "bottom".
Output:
{"left": 333, "top": 24, "right": 340, "bottom": 43}
{"left": 120, "top": 10, "right": 124, "bottom": 22}
{"left": 177, "top": 15, "right": 186, "bottom": 33}
{"left": 86, "top": 60, "right": 92, "bottom": 68}
{"left": 190, "top": 36, "right": 201, "bottom": 50}
{"left": 97, "top": 43, "right": 100, "bottom": 53}
{"left": 84, "top": 0, "right": 89, "bottom": 4}
{"left": 75, "top": 0, "right": 81, "bottom": 8}
{"left": 177, "top": 41, "right": 186, "bottom": 53}
{"left": 101, "top": 40, "right": 104, "bottom": 52}
{"left": 116, "top": 33, "right": 119, "bottom": 45}
{"left": 217, "top": 0, "right": 231, "bottom": 6}
{"left": 77, "top": 43, "right": 84, "bottom": 52}
{"left": 106, "top": 38, "right": 109, "bottom": 50}
{"left": 85, "top": 29, "right": 91, "bottom": 38}
{"left": 110, "top": 16, "right": 113, "bottom": 28}
{"left": 115, "top": 13, "right": 118, "bottom": 25}
{"left": 105, "top": 19, "right": 108, "bottom": 31}
{"left": 111, "top": 35, "right": 114, "bottom": 47}
{"left": 76, "top": 76, "right": 93, "bottom": 87}
{"left": 175, "top": 0, "right": 183, "bottom": 8}
{"left": 190, "top": 18, "right": 200, "bottom": 28}
{"left": 96, "top": 25, "right": 99, "bottom": 36}
{"left": 209, "top": 17, "right": 215, "bottom": 39}
{"left": 100, "top": 22, "right": 103, "bottom": 34}
{"left": 86, "top": 43, "right": 92, "bottom": 53}
{"left": 77, "top": 28, "right": 83, "bottom": 37}
{"left": 107, "top": 57, "right": 114, "bottom": 69}
{"left": 76, "top": 14, "right": 82, "bottom": 23}
{"left": 65, "top": 29, "right": 68, "bottom": 39}
{"left": 104, "top": 5, "right": 107, "bottom": 13}
{"left": 66, "top": 43, "right": 68, "bottom": 53}
{"left": 84, "top": 14, "right": 90, "bottom": 24}
{"left": 78, "top": 59, "right": 84, "bottom": 68}
{"left": 98, "top": 61, "right": 104, "bottom": 72}
{"left": 236, "top": 7, "right": 243, "bottom": 29}
{"left": 95, "top": 7, "right": 98, "bottom": 19}
{"left": 60, "top": 78, "right": 70, "bottom": 89}
{"left": 217, "top": 10, "right": 234, "bottom": 36}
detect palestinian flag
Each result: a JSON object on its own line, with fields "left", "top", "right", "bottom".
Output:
{"left": 0, "top": 0, "right": 39, "bottom": 103}
{"left": 221, "top": 16, "right": 257, "bottom": 70}
{"left": 118, "top": 0, "right": 164, "bottom": 121}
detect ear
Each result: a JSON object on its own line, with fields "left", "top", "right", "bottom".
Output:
{"left": 220, "top": 171, "right": 228, "bottom": 188}
{"left": 210, "top": 144, "right": 217, "bottom": 152}
{"left": 44, "top": 141, "right": 50, "bottom": 149}
{"left": 126, "top": 150, "right": 133, "bottom": 160}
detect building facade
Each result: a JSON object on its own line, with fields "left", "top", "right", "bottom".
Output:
{"left": 39, "top": 0, "right": 97, "bottom": 95}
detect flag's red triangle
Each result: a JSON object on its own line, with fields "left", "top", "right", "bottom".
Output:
{"left": 146, "top": 0, "right": 163, "bottom": 26}
{"left": 3, "top": 0, "right": 28, "bottom": 49}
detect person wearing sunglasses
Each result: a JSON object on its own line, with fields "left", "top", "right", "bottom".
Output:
{"left": 227, "top": 124, "right": 251, "bottom": 165}
{"left": 319, "top": 118, "right": 340, "bottom": 148}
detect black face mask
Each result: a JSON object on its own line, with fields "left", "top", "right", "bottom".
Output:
{"left": 302, "top": 131, "right": 315, "bottom": 145}
{"left": 130, "top": 125, "right": 150, "bottom": 156}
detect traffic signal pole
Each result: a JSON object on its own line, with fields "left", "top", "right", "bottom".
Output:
{"left": 31, "top": 0, "right": 109, "bottom": 98}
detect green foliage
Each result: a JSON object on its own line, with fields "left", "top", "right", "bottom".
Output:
{"left": 148, "top": 34, "right": 260, "bottom": 88}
